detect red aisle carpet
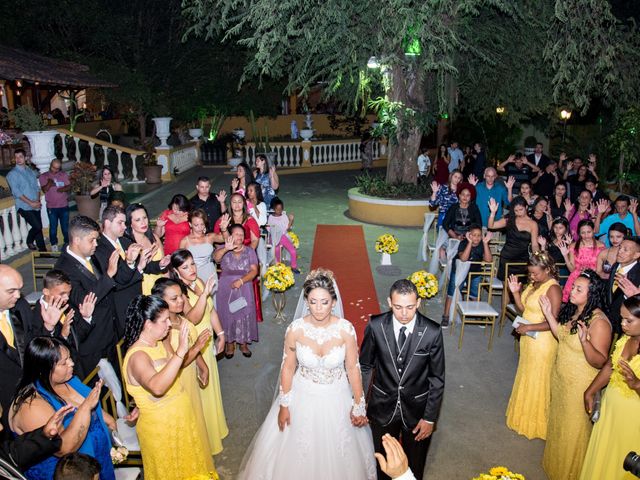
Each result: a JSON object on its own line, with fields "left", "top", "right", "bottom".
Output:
{"left": 310, "top": 225, "right": 380, "bottom": 343}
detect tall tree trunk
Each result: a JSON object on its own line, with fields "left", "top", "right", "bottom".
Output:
{"left": 385, "top": 64, "right": 426, "bottom": 184}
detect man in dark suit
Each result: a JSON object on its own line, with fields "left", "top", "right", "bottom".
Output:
{"left": 360, "top": 279, "right": 445, "bottom": 480}
{"left": 54, "top": 215, "right": 119, "bottom": 378}
{"left": 526, "top": 142, "right": 550, "bottom": 172}
{"left": 608, "top": 237, "right": 640, "bottom": 334}
{"left": 94, "top": 205, "right": 146, "bottom": 338}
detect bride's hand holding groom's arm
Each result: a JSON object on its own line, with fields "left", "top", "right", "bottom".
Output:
{"left": 278, "top": 327, "right": 298, "bottom": 432}
{"left": 344, "top": 325, "right": 369, "bottom": 428}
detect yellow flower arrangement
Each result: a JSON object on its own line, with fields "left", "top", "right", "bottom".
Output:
{"left": 375, "top": 234, "right": 399, "bottom": 255}
{"left": 408, "top": 270, "right": 439, "bottom": 299}
{"left": 471, "top": 466, "right": 525, "bottom": 480}
{"left": 263, "top": 262, "right": 296, "bottom": 292}
{"left": 288, "top": 231, "right": 300, "bottom": 248}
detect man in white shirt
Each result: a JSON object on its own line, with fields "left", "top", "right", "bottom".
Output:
{"left": 608, "top": 237, "right": 640, "bottom": 334}
{"left": 416, "top": 148, "right": 431, "bottom": 184}
{"left": 361, "top": 279, "right": 445, "bottom": 480}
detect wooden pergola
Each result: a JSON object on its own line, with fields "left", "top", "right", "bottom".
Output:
{"left": 0, "top": 45, "right": 115, "bottom": 113}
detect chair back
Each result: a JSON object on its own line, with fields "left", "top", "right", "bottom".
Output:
{"left": 31, "top": 251, "right": 61, "bottom": 292}
{"left": 465, "top": 262, "right": 495, "bottom": 302}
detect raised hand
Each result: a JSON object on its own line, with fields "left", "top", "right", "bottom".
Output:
{"left": 588, "top": 202, "right": 598, "bottom": 218}
{"left": 631, "top": 199, "right": 639, "bottom": 216}
{"left": 430, "top": 181, "right": 440, "bottom": 196}
{"left": 596, "top": 198, "right": 610, "bottom": 215}
{"left": 482, "top": 231, "right": 493, "bottom": 244}
{"left": 224, "top": 235, "right": 235, "bottom": 252}
{"left": 537, "top": 235, "right": 547, "bottom": 249}
{"left": 231, "top": 177, "right": 240, "bottom": 191}
{"left": 374, "top": 434, "right": 410, "bottom": 479}
{"left": 506, "top": 176, "right": 516, "bottom": 191}
{"left": 559, "top": 152, "right": 568, "bottom": 162}
{"left": 468, "top": 174, "right": 478, "bottom": 186}
{"left": 177, "top": 321, "right": 190, "bottom": 358}
{"left": 558, "top": 241, "right": 569, "bottom": 256}
{"left": 618, "top": 276, "right": 640, "bottom": 297}
{"left": 216, "top": 189, "right": 227, "bottom": 204}
{"left": 566, "top": 159, "right": 574, "bottom": 172}
{"left": 107, "top": 250, "right": 120, "bottom": 278}
{"left": 563, "top": 198, "right": 573, "bottom": 213}
{"left": 506, "top": 154, "right": 515, "bottom": 163}
{"left": 507, "top": 274, "right": 521, "bottom": 294}
{"left": 41, "top": 296, "right": 68, "bottom": 328}
{"left": 125, "top": 243, "right": 142, "bottom": 263}
{"left": 539, "top": 295, "right": 553, "bottom": 319}
{"left": 79, "top": 292, "right": 97, "bottom": 319}
{"left": 80, "top": 379, "right": 103, "bottom": 411}
{"left": 60, "top": 308, "right": 74, "bottom": 338}
{"left": 219, "top": 213, "right": 231, "bottom": 231}
{"left": 488, "top": 197, "right": 499, "bottom": 213}
{"left": 43, "top": 404, "right": 75, "bottom": 438}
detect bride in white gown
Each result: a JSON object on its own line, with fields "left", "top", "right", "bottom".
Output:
{"left": 238, "top": 269, "right": 377, "bottom": 480}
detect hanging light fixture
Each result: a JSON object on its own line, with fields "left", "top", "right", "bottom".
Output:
{"left": 15, "top": 80, "right": 22, "bottom": 88}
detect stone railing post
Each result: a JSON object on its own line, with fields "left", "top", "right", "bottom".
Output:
{"left": 301, "top": 140, "right": 312, "bottom": 168}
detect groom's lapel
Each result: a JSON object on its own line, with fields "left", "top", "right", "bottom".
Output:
{"left": 380, "top": 315, "right": 401, "bottom": 380}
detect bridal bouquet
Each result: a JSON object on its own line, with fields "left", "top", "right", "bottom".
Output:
{"left": 375, "top": 234, "right": 399, "bottom": 254}
{"left": 110, "top": 446, "right": 129, "bottom": 464}
{"left": 264, "top": 263, "right": 295, "bottom": 292}
{"left": 288, "top": 231, "right": 300, "bottom": 248}
{"left": 408, "top": 270, "right": 438, "bottom": 299}
{"left": 472, "top": 466, "right": 525, "bottom": 480}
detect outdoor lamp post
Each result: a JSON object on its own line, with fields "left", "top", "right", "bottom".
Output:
{"left": 496, "top": 106, "right": 505, "bottom": 114}
{"left": 560, "top": 109, "right": 572, "bottom": 144}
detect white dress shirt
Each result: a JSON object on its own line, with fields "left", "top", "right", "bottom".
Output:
{"left": 392, "top": 315, "right": 416, "bottom": 347}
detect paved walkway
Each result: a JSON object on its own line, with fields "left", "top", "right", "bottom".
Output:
{"left": 17, "top": 166, "right": 546, "bottom": 479}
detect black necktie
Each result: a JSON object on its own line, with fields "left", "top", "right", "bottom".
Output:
{"left": 398, "top": 326, "right": 407, "bottom": 351}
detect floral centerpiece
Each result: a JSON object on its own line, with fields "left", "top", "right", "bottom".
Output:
{"left": 375, "top": 233, "right": 399, "bottom": 266}
{"left": 288, "top": 231, "right": 300, "bottom": 248}
{"left": 263, "top": 263, "right": 295, "bottom": 323}
{"left": 408, "top": 270, "right": 439, "bottom": 299}
{"left": 472, "top": 466, "right": 525, "bottom": 480}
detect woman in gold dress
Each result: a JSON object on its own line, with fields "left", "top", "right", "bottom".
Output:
{"left": 125, "top": 203, "right": 170, "bottom": 294}
{"left": 505, "top": 252, "right": 562, "bottom": 439}
{"left": 168, "top": 249, "right": 229, "bottom": 454}
{"left": 580, "top": 295, "right": 640, "bottom": 480}
{"left": 539, "top": 269, "right": 611, "bottom": 480}
{"left": 122, "top": 294, "right": 218, "bottom": 480}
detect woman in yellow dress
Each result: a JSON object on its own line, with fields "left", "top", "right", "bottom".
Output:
{"left": 505, "top": 252, "right": 562, "bottom": 439}
{"left": 122, "top": 294, "right": 218, "bottom": 480}
{"left": 125, "top": 203, "right": 169, "bottom": 294}
{"left": 539, "top": 269, "right": 611, "bottom": 480}
{"left": 169, "top": 249, "right": 229, "bottom": 454}
{"left": 580, "top": 295, "right": 640, "bottom": 480}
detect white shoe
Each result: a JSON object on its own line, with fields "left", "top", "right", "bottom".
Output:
{"left": 51, "top": 245, "right": 59, "bottom": 252}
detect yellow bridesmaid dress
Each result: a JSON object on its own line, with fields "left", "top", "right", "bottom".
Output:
{"left": 187, "top": 280, "right": 229, "bottom": 455}
{"left": 506, "top": 278, "right": 559, "bottom": 439}
{"left": 141, "top": 244, "right": 165, "bottom": 295}
{"left": 543, "top": 319, "right": 606, "bottom": 480}
{"left": 169, "top": 320, "right": 216, "bottom": 459}
{"left": 122, "top": 342, "right": 218, "bottom": 480}
{"left": 579, "top": 335, "right": 640, "bottom": 480}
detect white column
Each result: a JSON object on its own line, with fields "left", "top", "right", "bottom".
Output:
{"left": 0, "top": 208, "right": 11, "bottom": 257}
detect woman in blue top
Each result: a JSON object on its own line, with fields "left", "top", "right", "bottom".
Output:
{"left": 9, "top": 337, "right": 116, "bottom": 480}
{"left": 254, "top": 154, "right": 279, "bottom": 209}
{"left": 429, "top": 169, "right": 463, "bottom": 228}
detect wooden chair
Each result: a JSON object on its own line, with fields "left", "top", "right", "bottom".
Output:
{"left": 24, "top": 251, "right": 61, "bottom": 305}
{"left": 453, "top": 262, "right": 499, "bottom": 350}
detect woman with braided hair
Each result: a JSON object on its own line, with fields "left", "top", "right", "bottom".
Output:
{"left": 539, "top": 270, "right": 612, "bottom": 480}
{"left": 122, "top": 295, "right": 218, "bottom": 480}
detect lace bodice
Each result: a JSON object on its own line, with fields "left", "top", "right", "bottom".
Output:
{"left": 287, "top": 318, "right": 355, "bottom": 384}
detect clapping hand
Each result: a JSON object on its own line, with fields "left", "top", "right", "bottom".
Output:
{"left": 468, "top": 174, "right": 478, "bottom": 186}
{"left": 507, "top": 274, "right": 521, "bottom": 294}
{"left": 193, "top": 329, "right": 212, "bottom": 353}
{"left": 79, "top": 292, "right": 97, "bottom": 319}
{"left": 155, "top": 217, "right": 167, "bottom": 229}
{"left": 619, "top": 359, "right": 640, "bottom": 391}
{"left": 618, "top": 276, "right": 640, "bottom": 297}
{"left": 125, "top": 243, "right": 142, "bottom": 263}
{"left": 80, "top": 379, "right": 103, "bottom": 412}
{"left": 374, "top": 434, "right": 410, "bottom": 479}
{"left": 176, "top": 321, "right": 190, "bottom": 359}
{"left": 159, "top": 254, "right": 171, "bottom": 269}
{"left": 43, "top": 404, "right": 75, "bottom": 439}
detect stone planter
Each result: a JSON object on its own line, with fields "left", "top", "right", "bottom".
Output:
{"left": 24, "top": 130, "right": 58, "bottom": 173}
{"left": 152, "top": 117, "right": 172, "bottom": 147}
{"left": 188, "top": 128, "right": 203, "bottom": 141}
{"left": 75, "top": 194, "right": 101, "bottom": 221}
{"left": 300, "top": 129, "right": 313, "bottom": 141}
{"left": 348, "top": 187, "right": 429, "bottom": 227}
{"left": 144, "top": 165, "right": 163, "bottom": 184}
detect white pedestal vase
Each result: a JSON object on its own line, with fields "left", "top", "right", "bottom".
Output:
{"left": 381, "top": 252, "right": 392, "bottom": 265}
{"left": 188, "top": 128, "right": 203, "bottom": 141}
{"left": 152, "top": 117, "right": 172, "bottom": 147}
{"left": 24, "top": 130, "right": 58, "bottom": 173}
{"left": 300, "top": 129, "right": 313, "bottom": 141}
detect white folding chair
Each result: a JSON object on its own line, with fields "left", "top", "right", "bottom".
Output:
{"left": 417, "top": 212, "right": 438, "bottom": 262}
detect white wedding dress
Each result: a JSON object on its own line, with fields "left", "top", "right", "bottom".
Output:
{"left": 237, "top": 318, "right": 377, "bottom": 480}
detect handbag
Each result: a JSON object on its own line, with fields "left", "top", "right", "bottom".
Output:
{"left": 590, "top": 389, "right": 602, "bottom": 423}
{"left": 228, "top": 288, "right": 248, "bottom": 313}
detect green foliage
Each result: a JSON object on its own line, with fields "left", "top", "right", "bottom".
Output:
{"left": 451, "top": 114, "right": 522, "bottom": 162}
{"left": 9, "top": 106, "right": 46, "bottom": 131}
{"left": 355, "top": 172, "right": 431, "bottom": 199}
{"left": 608, "top": 107, "right": 640, "bottom": 190}
{"left": 369, "top": 97, "right": 435, "bottom": 142}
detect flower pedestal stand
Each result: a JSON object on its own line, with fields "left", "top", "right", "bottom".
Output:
{"left": 272, "top": 291, "right": 286, "bottom": 324}
{"left": 381, "top": 252, "right": 392, "bottom": 265}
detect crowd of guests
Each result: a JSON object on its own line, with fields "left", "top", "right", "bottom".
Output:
{"left": 0, "top": 154, "right": 303, "bottom": 479}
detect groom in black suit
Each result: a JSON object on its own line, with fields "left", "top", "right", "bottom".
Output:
{"left": 607, "top": 237, "right": 640, "bottom": 334}
{"left": 361, "top": 279, "right": 445, "bottom": 480}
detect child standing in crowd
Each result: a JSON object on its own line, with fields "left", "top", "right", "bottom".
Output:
{"left": 267, "top": 198, "right": 299, "bottom": 274}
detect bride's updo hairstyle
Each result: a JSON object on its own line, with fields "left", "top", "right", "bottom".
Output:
{"left": 124, "top": 294, "right": 169, "bottom": 349}
{"left": 303, "top": 268, "right": 337, "bottom": 301}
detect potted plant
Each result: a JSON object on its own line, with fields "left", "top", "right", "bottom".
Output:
{"left": 142, "top": 140, "right": 163, "bottom": 184}
{"left": 188, "top": 107, "right": 207, "bottom": 141}
{"left": 69, "top": 161, "right": 100, "bottom": 220}
{"left": 9, "top": 105, "right": 57, "bottom": 173}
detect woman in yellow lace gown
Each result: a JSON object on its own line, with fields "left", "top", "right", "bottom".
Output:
{"left": 539, "top": 270, "right": 611, "bottom": 480}
{"left": 580, "top": 297, "right": 640, "bottom": 480}
{"left": 122, "top": 295, "right": 218, "bottom": 480}
{"left": 505, "top": 253, "right": 562, "bottom": 439}
{"left": 169, "top": 249, "right": 229, "bottom": 454}
{"left": 125, "top": 203, "right": 167, "bottom": 294}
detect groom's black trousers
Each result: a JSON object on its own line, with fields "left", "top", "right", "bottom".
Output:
{"left": 371, "top": 417, "right": 431, "bottom": 480}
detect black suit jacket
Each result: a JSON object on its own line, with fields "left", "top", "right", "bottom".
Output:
{"left": 607, "top": 262, "right": 640, "bottom": 334}
{"left": 0, "top": 298, "right": 31, "bottom": 431}
{"left": 54, "top": 248, "right": 117, "bottom": 376}
{"left": 360, "top": 311, "right": 445, "bottom": 429}
{"left": 526, "top": 152, "right": 550, "bottom": 171}
{"left": 93, "top": 235, "right": 143, "bottom": 337}
{"left": 1, "top": 427, "right": 61, "bottom": 475}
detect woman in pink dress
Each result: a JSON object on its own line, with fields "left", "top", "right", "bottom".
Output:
{"left": 155, "top": 194, "right": 192, "bottom": 255}
{"left": 562, "top": 219, "right": 605, "bottom": 301}
{"left": 564, "top": 190, "right": 595, "bottom": 240}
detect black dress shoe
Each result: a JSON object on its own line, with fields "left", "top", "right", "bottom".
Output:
{"left": 224, "top": 351, "right": 234, "bottom": 359}
{"left": 27, "top": 243, "right": 37, "bottom": 251}
{"left": 241, "top": 348, "right": 252, "bottom": 358}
